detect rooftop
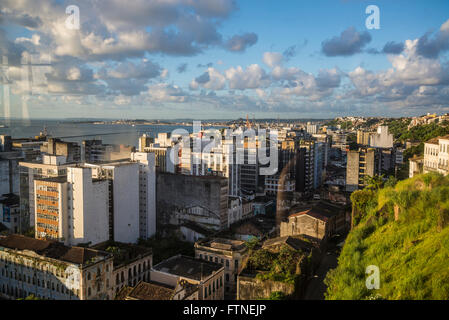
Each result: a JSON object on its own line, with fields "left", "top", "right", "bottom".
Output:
{"left": 0, "top": 193, "right": 20, "bottom": 206}
{"left": 288, "top": 201, "right": 345, "bottom": 221}
{"left": 92, "top": 241, "right": 152, "bottom": 268}
{"left": 35, "top": 176, "right": 67, "bottom": 183}
{"left": 152, "top": 255, "right": 223, "bottom": 281}
{"left": 0, "top": 234, "right": 110, "bottom": 266}
{"left": 196, "top": 238, "right": 246, "bottom": 251}
{"left": 263, "top": 236, "right": 318, "bottom": 253}
{"left": 126, "top": 281, "right": 175, "bottom": 300}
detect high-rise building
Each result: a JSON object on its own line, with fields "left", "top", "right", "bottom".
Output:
{"left": 369, "top": 126, "right": 394, "bottom": 149}
{"left": 19, "top": 155, "right": 73, "bottom": 232}
{"left": 130, "top": 152, "right": 157, "bottom": 239}
{"left": 346, "top": 147, "right": 377, "bottom": 192}
{"left": 86, "top": 161, "right": 140, "bottom": 244}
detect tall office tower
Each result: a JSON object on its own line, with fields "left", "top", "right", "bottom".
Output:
{"left": 19, "top": 155, "right": 73, "bottom": 232}
{"left": 86, "top": 161, "right": 140, "bottom": 243}
{"left": 131, "top": 152, "right": 157, "bottom": 240}
{"left": 346, "top": 147, "right": 377, "bottom": 192}
{"left": 138, "top": 134, "right": 154, "bottom": 152}
{"left": 296, "top": 140, "right": 315, "bottom": 195}
{"left": 313, "top": 142, "right": 326, "bottom": 189}
{"left": 239, "top": 136, "right": 259, "bottom": 195}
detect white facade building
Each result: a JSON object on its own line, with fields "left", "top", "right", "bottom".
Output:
{"left": 370, "top": 126, "right": 394, "bottom": 149}
{"left": 67, "top": 167, "right": 109, "bottom": 246}
{"left": 131, "top": 152, "right": 157, "bottom": 239}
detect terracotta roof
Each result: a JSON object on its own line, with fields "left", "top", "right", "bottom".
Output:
{"left": 115, "top": 286, "right": 133, "bottom": 300}
{"left": 0, "top": 234, "right": 109, "bottom": 265}
{"left": 127, "top": 281, "right": 175, "bottom": 300}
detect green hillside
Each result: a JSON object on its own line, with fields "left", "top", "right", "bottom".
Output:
{"left": 325, "top": 173, "right": 449, "bottom": 300}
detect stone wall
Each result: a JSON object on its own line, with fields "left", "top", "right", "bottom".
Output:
{"left": 237, "top": 274, "right": 295, "bottom": 300}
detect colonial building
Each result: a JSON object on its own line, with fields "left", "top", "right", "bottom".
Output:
{"left": 92, "top": 241, "right": 152, "bottom": 298}
{"left": 150, "top": 255, "right": 224, "bottom": 300}
{"left": 194, "top": 238, "right": 248, "bottom": 295}
{"left": 409, "top": 135, "right": 449, "bottom": 177}
{"left": 280, "top": 201, "right": 347, "bottom": 241}
{"left": 0, "top": 234, "right": 114, "bottom": 300}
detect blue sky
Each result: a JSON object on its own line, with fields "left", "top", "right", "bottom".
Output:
{"left": 1, "top": 0, "right": 449, "bottom": 119}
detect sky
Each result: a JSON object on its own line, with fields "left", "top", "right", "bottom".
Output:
{"left": 1, "top": 0, "right": 449, "bottom": 120}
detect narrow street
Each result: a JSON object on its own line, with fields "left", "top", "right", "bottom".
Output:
{"left": 303, "top": 234, "right": 345, "bottom": 300}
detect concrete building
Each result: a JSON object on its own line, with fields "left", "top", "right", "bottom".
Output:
{"left": 0, "top": 234, "right": 114, "bottom": 300}
{"left": 66, "top": 167, "right": 110, "bottom": 246}
{"left": 356, "top": 130, "right": 374, "bottom": 146}
{"left": 157, "top": 173, "right": 229, "bottom": 231}
{"left": 138, "top": 134, "right": 154, "bottom": 152}
{"left": 280, "top": 201, "right": 346, "bottom": 241}
{"left": 346, "top": 147, "right": 376, "bottom": 192}
{"left": 296, "top": 140, "right": 315, "bottom": 195}
{"left": 264, "top": 173, "right": 295, "bottom": 196}
{"left": 131, "top": 152, "right": 157, "bottom": 239}
{"left": 194, "top": 238, "right": 248, "bottom": 295}
{"left": 151, "top": 255, "right": 224, "bottom": 300}
{"left": 34, "top": 176, "right": 68, "bottom": 242}
{"left": 306, "top": 122, "right": 319, "bottom": 135}
{"left": 40, "top": 138, "right": 81, "bottom": 163}
{"left": 370, "top": 126, "right": 394, "bottom": 149}
{"left": 142, "top": 145, "right": 175, "bottom": 173}
{"left": 86, "top": 161, "right": 140, "bottom": 244}
{"left": 81, "top": 140, "right": 134, "bottom": 163}
{"left": 0, "top": 194, "right": 20, "bottom": 234}
{"left": 19, "top": 155, "right": 74, "bottom": 232}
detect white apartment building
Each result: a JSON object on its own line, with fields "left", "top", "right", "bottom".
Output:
{"left": 66, "top": 167, "right": 109, "bottom": 246}
{"left": 87, "top": 162, "right": 140, "bottom": 244}
{"left": 370, "top": 126, "right": 394, "bottom": 149}
{"left": 131, "top": 152, "right": 157, "bottom": 239}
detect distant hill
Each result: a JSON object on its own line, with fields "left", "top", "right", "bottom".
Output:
{"left": 325, "top": 173, "right": 449, "bottom": 300}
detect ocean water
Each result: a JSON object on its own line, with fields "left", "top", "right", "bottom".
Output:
{"left": 0, "top": 119, "right": 196, "bottom": 148}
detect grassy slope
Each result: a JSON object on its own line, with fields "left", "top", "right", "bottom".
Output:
{"left": 325, "top": 173, "right": 449, "bottom": 300}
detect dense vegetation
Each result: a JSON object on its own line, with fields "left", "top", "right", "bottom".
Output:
{"left": 325, "top": 173, "right": 449, "bottom": 299}
{"left": 244, "top": 241, "right": 307, "bottom": 285}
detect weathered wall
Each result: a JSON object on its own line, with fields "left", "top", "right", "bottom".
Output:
{"left": 237, "top": 275, "right": 295, "bottom": 300}
{"left": 156, "top": 172, "right": 228, "bottom": 230}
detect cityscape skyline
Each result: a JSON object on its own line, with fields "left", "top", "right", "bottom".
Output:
{"left": 1, "top": 0, "right": 449, "bottom": 120}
